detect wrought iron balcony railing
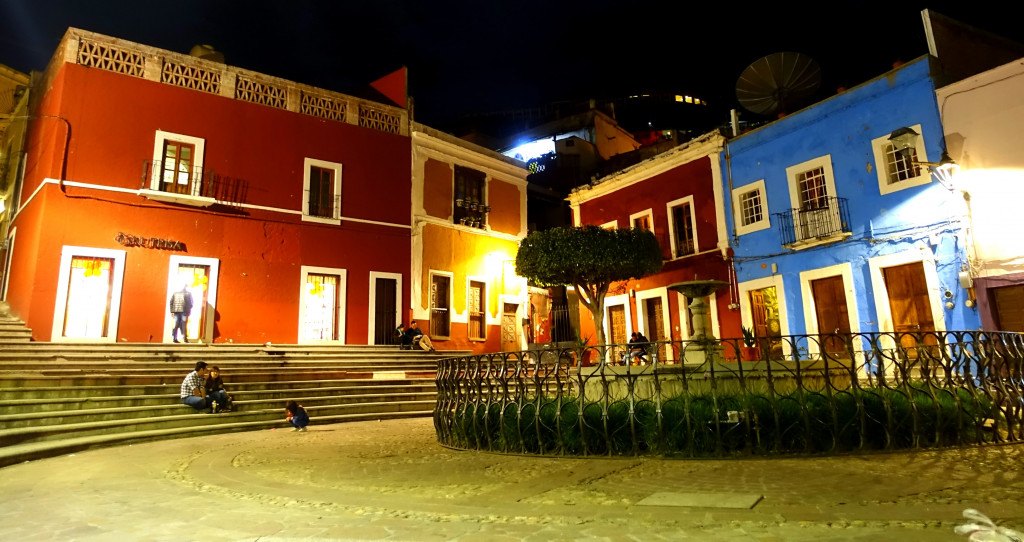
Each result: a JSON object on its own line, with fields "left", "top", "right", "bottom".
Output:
{"left": 141, "top": 160, "right": 248, "bottom": 205}
{"left": 774, "top": 196, "right": 851, "bottom": 247}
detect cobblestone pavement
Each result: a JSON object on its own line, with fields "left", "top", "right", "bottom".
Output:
{"left": 1, "top": 418, "right": 1023, "bottom": 541}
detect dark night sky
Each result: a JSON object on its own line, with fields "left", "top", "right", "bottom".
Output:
{"left": 2, "top": 1, "right": 1022, "bottom": 133}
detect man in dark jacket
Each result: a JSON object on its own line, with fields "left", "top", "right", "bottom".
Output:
{"left": 169, "top": 284, "right": 194, "bottom": 343}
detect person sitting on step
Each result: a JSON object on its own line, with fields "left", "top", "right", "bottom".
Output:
{"left": 403, "top": 321, "right": 436, "bottom": 352}
{"left": 180, "top": 361, "right": 216, "bottom": 413}
{"left": 203, "top": 365, "right": 233, "bottom": 413}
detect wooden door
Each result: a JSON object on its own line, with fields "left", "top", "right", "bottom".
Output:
{"left": 644, "top": 297, "right": 666, "bottom": 361}
{"left": 608, "top": 304, "right": 627, "bottom": 361}
{"left": 883, "top": 262, "right": 937, "bottom": 358}
{"left": 992, "top": 285, "right": 1024, "bottom": 332}
{"left": 811, "top": 275, "right": 851, "bottom": 357}
{"left": 501, "top": 303, "right": 519, "bottom": 352}
{"left": 373, "top": 277, "right": 397, "bottom": 345}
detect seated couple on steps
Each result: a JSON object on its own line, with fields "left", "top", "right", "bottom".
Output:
{"left": 396, "top": 321, "right": 435, "bottom": 352}
{"left": 179, "top": 361, "right": 233, "bottom": 414}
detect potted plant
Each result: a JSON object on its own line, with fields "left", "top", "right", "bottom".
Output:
{"left": 574, "top": 334, "right": 595, "bottom": 367}
{"left": 740, "top": 326, "right": 760, "bottom": 361}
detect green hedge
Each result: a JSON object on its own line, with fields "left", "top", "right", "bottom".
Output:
{"left": 444, "top": 384, "right": 995, "bottom": 457}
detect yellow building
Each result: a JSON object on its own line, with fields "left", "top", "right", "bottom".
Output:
{"left": 411, "top": 123, "right": 529, "bottom": 352}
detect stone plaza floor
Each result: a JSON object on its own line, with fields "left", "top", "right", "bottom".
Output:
{"left": 1, "top": 417, "right": 1023, "bottom": 541}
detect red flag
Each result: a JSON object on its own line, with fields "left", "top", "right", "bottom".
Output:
{"left": 370, "top": 66, "right": 407, "bottom": 109}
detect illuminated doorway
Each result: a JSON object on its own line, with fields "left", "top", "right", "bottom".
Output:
{"left": 165, "top": 256, "right": 219, "bottom": 344}
{"left": 299, "top": 265, "right": 346, "bottom": 343}
{"left": 51, "top": 246, "right": 126, "bottom": 342}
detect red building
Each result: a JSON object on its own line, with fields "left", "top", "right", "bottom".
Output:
{"left": 4, "top": 29, "right": 412, "bottom": 344}
{"left": 566, "top": 131, "right": 741, "bottom": 356}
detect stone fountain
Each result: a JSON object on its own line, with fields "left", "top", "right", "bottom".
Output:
{"left": 667, "top": 279, "right": 729, "bottom": 365}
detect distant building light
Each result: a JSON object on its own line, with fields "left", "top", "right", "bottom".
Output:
{"left": 684, "top": 96, "right": 694, "bottom": 104}
{"left": 675, "top": 95, "right": 684, "bottom": 102}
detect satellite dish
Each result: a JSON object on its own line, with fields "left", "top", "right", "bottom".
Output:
{"left": 736, "top": 52, "right": 821, "bottom": 116}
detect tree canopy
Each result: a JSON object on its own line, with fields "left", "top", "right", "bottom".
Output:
{"left": 515, "top": 226, "right": 663, "bottom": 347}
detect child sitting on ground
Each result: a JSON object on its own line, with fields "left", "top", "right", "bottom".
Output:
{"left": 285, "top": 400, "right": 309, "bottom": 432}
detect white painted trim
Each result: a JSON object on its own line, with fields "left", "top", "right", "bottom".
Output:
{"left": 871, "top": 124, "right": 932, "bottom": 196}
{"left": 164, "top": 255, "right": 220, "bottom": 344}
{"left": 600, "top": 220, "right": 618, "bottom": 230}
{"left": 427, "top": 269, "right": 455, "bottom": 335}
{"left": 411, "top": 129, "right": 529, "bottom": 182}
{"left": 737, "top": 274, "right": 792, "bottom": 358}
{"left": 665, "top": 195, "right": 698, "bottom": 259}
{"left": 635, "top": 286, "right": 673, "bottom": 341}
{"left": 466, "top": 275, "right": 489, "bottom": 339}
{"left": 571, "top": 204, "right": 581, "bottom": 227}
{"left": 301, "top": 157, "right": 343, "bottom": 225}
{"left": 798, "top": 263, "right": 860, "bottom": 357}
{"left": 867, "top": 248, "right": 947, "bottom": 336}
{"left": 629, "top": 208, "right": 655, "bottom": 234}
{"left": 298, "top": 265, "right": 348, "bottom": 344}
{"left": 2, "top": 226, "right": 15, "bottom": 301}
{"left": 711, "top": 152, "right": 729, "bottom": 255}
{"left": 785, "top": 155, "right": 837, "bottom": 239}
{"left": 29, "top": 179, "right": 411, "bottom": 229}
{"left": 368, "top": 271, "right": 403, "bottom": 344}
{"left": 51, "top": 245, "right": 126, "bottom": 343}
{"left": 732, "top": 179, "right": 771, "bottom": 236}
{"left": 150, "top": 130, "right": 206, "bottom": 192}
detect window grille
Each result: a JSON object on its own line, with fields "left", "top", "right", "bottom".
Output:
{"left": 797, "top": 166, "right": 829, "bottom": 209}
{"left": 161, "top": 61, "right": 221, "bottom": 94}
{"left": 77, "top": 39, "right": 144, "bottom": 78}
{"left": 454, "top": 166, "right": 487, "bottom": 228}
{"left": 739, "top": 190, "right": 763, "bottom": 226}
{"left": 306, "top": 166, "right": 337, "bottom": 219}
{"left": 430, "top": 275, "right": 451, "bottom": 338}
{"left": 235, "top": 76, "right": 287, "bottom": 109}
{"left": 469, "top": 281, "right": 486, "bottom": 340}
{"left": 884, "top": 144, "right": 921, "bottom": 184}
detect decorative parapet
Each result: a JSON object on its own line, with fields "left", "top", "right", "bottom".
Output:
{"left": 51, "top": 28, "right": 408, "bottom": 136}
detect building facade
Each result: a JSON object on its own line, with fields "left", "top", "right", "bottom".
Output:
{"left": 937, "top": 56, "right": 1024, "bottom": 331}
{"left": 724, "top": 56, "right": 981, "bottom": 360}
{"left": 5, "top": 28, "right": 412, "bottom": 344}
{"left": 0, "top": 64, "right": 30, "bottom": 298}
{"left": 410, "top": 124, "right": 529, "bottom": 353}
{"left": 567, "top": 131, "right": 740, "bottom": 358}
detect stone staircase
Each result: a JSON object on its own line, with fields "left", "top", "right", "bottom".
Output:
{"left": 0, "top": 338, "right": 457, "bottom": 468}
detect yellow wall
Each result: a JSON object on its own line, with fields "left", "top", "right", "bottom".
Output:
{"left": 487, "top": 179, "right": 521, "bottom": 236}
{"left": 419, "top": 222, "right": 522, "bottom": 318}
{"left": 423, "top": 158, "right": 453, "bottom": 219}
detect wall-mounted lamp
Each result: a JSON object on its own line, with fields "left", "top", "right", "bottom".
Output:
{"left": 888, "top": 127, "right": 959, "bottom": 190}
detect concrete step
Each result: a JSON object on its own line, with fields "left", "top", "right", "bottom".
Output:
{"left": 0, "top": 382, "right": 437, "bottom": 413}
{"left": 0, "top": 400, "right": 436, "bottom": 447}
{"left": 0, "top": 409, "right": 433, "bottom": 468}
{"left": 0, "top": 391, "right": 437, "bottom": 428}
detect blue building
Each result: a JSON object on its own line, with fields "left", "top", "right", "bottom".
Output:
{"left": 723, "top": 56, "right": 981, "bottom": 360}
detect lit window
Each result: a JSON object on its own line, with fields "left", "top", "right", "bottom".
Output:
{"left": 630, "top": 209, "right": 654, "bottom": 233}
{"left": 144, "top": 131, "right": 208, "bottom": 204}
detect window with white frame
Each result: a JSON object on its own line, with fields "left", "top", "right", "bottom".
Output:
{"left": 666, "top": 196, "right": 697, "bottom": 259}
{"left": 871, "top": 124, "right": 931, "bottom": 195}
{"left": 785, "top": 155, "right": 840, "bottom": 242}
{"left": 599, "top": 220, "right": 617, "bottom": 230}
{"left": 732, "top": 180, "right": 770, "bottom": 235}
{"left": 302, "top": 158, "right": 342, "bottom": 224}
{"left": 149, "top": 131, "right": 206, "bottom": 197}
{"left": 630, "top": 209, "right": 654, "bottom": 233}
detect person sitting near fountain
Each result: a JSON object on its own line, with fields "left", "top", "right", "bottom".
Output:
{"left": 628, "top": 332, "right": 650, "bottom": 365}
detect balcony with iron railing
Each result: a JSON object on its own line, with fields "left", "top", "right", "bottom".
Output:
{"left": 774, "top": 196, "right": 852, "bottom": 249}
{"left": 140, "top": 160, "right": 248, "bottom": 207}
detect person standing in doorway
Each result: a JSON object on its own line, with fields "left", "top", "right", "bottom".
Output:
{"left": 169, "top": 283, "right": 194, "bottom": 343}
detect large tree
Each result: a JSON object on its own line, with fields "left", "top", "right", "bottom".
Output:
{"left": 515, "top": 226, "right": 663, "bottom": 348}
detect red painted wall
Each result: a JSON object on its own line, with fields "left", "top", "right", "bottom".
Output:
{"left": 575, "top": 155, "right": 742, "bottom": 342}
{"left": 9, "top": 63, "right": 412, "bottom": 343}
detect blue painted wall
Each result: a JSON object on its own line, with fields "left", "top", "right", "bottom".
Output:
{"left": 723, "top": 56, "right": 981, "bottom": 334}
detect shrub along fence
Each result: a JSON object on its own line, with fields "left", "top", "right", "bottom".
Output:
{"left": 434, "top": 331, "right": 1024, "bottom": 457}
